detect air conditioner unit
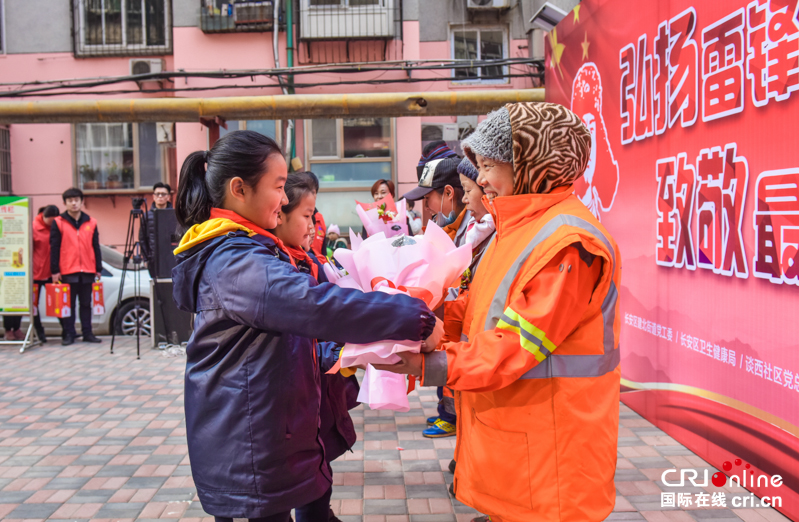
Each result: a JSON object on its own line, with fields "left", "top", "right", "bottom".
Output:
{"left": 129, "top": 58, "right": 164, "bottom": 77}
{"left": 467, "top": 0, "right": 510, "bottom": 9}
{"left": 234, "top": 1, "right": 274, "bottom": 25}
{"left": 421, "top": 123, "right": 459, "bottom": 142}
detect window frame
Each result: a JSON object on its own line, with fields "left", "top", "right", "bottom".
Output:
{"left": 305, "top": 117, "right": 396, "bottom": 192}
{"left": 71, "top": 122, "right": 173, "bottom": 195}
{"left": 213, "top": 119, "right": 283, "bottom": 148}
{"left": 450, "top": 24, "right": 510, "bottom": 85}
{"left": 73, "top": 0, "right": 173, "bottom": 57}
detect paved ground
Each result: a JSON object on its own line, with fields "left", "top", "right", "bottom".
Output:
{"left": 0, "top": 338, "right": 791, "bottom": 522}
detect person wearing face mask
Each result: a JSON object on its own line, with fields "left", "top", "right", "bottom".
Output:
{"left": 402, "top": 156, "right": 470, "bottom": 440}
{"left": 404, "top": 157, "right": 470, "bottom": 247}
{"left": 376, "top": 103, "right": 622, "bottom": 522}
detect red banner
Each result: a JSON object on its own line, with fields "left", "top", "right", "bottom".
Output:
{"left": 546, "top": 0, "right": 799, "bottom": 518}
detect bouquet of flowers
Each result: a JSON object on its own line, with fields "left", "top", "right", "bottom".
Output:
{"left": 356, "top": 193, "right": 408, "bottom": 238}
{"left": 324, "top": 222, "right": 472, "bottom": 411}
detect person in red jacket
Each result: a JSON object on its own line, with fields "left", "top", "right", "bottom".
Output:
{"left": 50, "top": 188, "right": 103, "bottom": 346}
{"left": 30, "top": 205, "right": 61, "bottom": 342}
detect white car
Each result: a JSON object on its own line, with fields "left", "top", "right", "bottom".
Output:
{"left": 24, "top": 245, "right": 152, "bottom": 337}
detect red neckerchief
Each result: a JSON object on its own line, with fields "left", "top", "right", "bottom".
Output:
{"left": 209, "top": 208, "right": 296, "bottom": 268}
{"left": 284, "top": 245, "right": 319, "bottom": 280}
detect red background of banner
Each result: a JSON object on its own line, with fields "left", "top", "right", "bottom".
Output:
{"left": 546, "top": 0, "right": 799, "bottom": 518}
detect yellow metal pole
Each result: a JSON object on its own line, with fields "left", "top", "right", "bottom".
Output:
{"left": 0, "top": 89, "right": 545, "bottom": 124}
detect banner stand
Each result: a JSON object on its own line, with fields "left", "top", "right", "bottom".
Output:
{"left": 0, "top": 197, "right": 39, "bottom": 353}
{"left": 0, "top": 319, "right": 41, "bottom": 354}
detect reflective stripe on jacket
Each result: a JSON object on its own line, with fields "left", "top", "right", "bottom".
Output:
{"left": 425, "top": 187, "right": 621, "bottom": 522}
{"left": 54, "top": 215, "right": 98, "bottom": 275}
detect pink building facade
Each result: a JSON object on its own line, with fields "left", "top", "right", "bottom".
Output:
{"left": 0, "top": 0, "right": 575, "bottom": 246}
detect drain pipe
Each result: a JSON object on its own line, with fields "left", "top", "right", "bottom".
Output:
{"left": 273, "top": 0, "right": 294, "bottom": 167}
{"left": 286, "top": 0, "right": 297, "bottom": 165}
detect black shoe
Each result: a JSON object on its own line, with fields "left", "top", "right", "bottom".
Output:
{"left": 328, "top": 507, "right": 342, "bottom": 522}
{"left": 448, "top": 459, "right": 456, "bottom": 474}
{"left": 62, "top": 335, "right": 75, "bottom": 346}
{"left": 83, "top": 334, "right": 102, "bottom": 343}
{"left": 449, "top": 481, "right": 455, "bottom": 497}
{"left": 36, "top": 329, "right": 47, "bottom": 343}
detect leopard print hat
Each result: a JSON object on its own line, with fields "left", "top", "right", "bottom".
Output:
{"left": 462, "top": 102, "right": 591, "bottom": 195}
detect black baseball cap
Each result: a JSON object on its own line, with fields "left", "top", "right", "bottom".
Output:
{"left": 404, "top": 157, "right": 463, "bottom": 201}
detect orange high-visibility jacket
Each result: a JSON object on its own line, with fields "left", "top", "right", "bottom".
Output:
{"left": 423, "top": 187, "right": 621, "bottom": 522}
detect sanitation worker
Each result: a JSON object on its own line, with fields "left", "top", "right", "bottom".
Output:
{"left": 376, "top": 102, "right": 621, "bottom": 522}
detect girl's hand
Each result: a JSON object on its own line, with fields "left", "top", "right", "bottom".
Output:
{"left": 421, "top": 317, "right": 444, "bottom": 353}
{"left": 373, "top": 352, "right": 423, "bottom": 377}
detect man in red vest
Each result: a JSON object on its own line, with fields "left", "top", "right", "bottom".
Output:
{"left": 50, "top": 188, "right": 103, "bottom": 346}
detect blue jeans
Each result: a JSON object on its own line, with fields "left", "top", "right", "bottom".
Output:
{"left": 437, "top": 386, "right": 456, "bottom": 424}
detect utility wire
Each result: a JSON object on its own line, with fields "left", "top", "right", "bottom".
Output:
{"left": 0, "top": 58, "right": 544, "bottom": 98}
{"left": 0, "top": 72, "right": 543, "bottom": 97}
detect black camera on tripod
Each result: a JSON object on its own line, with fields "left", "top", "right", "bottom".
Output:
{"left": 132, "top": 197, "right": 147, "bottom": 211}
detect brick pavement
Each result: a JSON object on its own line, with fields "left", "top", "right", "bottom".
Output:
{"left": 0, "top": 339, "right": 791, "bottom": 522}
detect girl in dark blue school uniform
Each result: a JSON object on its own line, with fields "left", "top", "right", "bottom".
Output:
{"left": 172, "top": 131, "right": 442, "bottom": 522}
{"left": 272, "top": 171, "right": 355, "bottom": 522}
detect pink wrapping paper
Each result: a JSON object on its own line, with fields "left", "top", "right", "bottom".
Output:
{"left": 357, "top": 365, "right": 410, "bottom": 412}
{"left": 356, "top": 193, "right": 408, "bottom": 238}
{"left": 323, "top": 222, "right": 471, "bottom": 410}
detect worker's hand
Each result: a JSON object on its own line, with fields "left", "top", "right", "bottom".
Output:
{"left": 96, "top": 272, "right": 102, "bottom": 281}
{"left": 373, "top": 351, "right": 423, "bottom": 377}
{"left": 52, "top": 273, "right": 60, "bottom": 283}
{"left": 421, "top": 317, "right": 444, "bottom": 353}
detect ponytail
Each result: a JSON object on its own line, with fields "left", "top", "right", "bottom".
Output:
{"left": 175, "top": 130, "right": 282, "bottom": 229}
{"left": 176, "top": 151, "right": 211, "bottom": 228}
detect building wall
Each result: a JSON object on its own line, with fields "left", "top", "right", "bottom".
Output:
{"left": 1, "top": 0, "right": 558, "bottom": 238}
{"left": 4, "top": 0, "right": 72, "bottom": 53}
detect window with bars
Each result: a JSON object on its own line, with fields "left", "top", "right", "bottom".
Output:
{"left": 73, "top": 0, "right": 172, "bottom": 57}
{"left": 451, "top": 27, "right": 508, "bottom": 83}
{"left": 74, "top": 122, "right": 174, "bottom": 192}
{"left": 0, "top": 127, "right": 10, "bottom": 195}
{"left": 200, "top": 0, "right": 282, "bottom": 34}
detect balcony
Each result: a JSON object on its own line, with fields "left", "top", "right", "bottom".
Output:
{"left": 297, "top": 0, "right": 402, "bottom": 64}
{"left": 298, "top": 0, "right": 399, "bottom": 40}
{"left": 200, "top": 0, "right": 284, "bottom": 33}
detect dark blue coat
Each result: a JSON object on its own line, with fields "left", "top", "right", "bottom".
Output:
{"left": 173, "top": 231, "right": 432, "bottom": 518}
{"left": 301, "top": 254, "right": 360, "bottom": 463}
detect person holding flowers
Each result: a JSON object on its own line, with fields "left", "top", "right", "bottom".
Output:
{"left": 377, "top": 103, "right": 622, "bottom": 522}
{"left": 172, "top": 131, "right": 443, "bottom": 522}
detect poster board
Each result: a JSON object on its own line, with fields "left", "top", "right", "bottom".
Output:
{"left": 544, "top": 1, "right": 798, "bottom": 518}
{"left": 0, "top": 196, "right": 31, "bottom": 315}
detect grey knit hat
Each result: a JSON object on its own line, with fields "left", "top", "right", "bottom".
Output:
{"left": 461, "top": 107, "right": 514, "bottom": 165}
{"left": 457, "top": 157, "right": 480, "bottom": 182}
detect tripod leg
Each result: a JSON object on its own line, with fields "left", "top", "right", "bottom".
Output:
{"left": 111, "top": 211, "right": 137, "bottom": 355}
{"left": 135, "top": 261, "right": 140, "bottom": 360}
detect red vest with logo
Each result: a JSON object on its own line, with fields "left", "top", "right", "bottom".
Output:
{"left": 55, "top": 215, "right": 97, "bottom": 275}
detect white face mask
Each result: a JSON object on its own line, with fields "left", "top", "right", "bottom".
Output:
{"left": 434, "top": 192, "right": 456, "bottom": 227}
